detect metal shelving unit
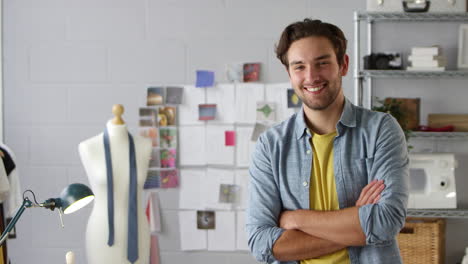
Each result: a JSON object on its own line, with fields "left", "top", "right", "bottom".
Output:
{"left": 411, "top": 131, "right": 468, "bottom": 139}
{"left": 408, "top": 209, "right": 468, "bottom": 218}
{"left": 353, "top": 11, "right": 468, "bottom": 108}
{"left": 354, "top": 12, "right": 468, "bottom": 219}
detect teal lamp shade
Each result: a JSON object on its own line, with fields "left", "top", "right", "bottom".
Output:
{"left": 59, "top": 183, "right": 94, "bottom": 214}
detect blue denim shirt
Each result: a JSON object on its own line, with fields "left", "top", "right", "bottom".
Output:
{"left": 246, "top": 98, "right": 409, "bottom": 264}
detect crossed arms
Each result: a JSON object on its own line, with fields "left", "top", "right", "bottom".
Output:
{"left": 272, "top": 180, "right": 384, "bottom": 261}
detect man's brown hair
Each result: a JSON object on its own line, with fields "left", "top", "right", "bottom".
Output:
{"left": 275, "top": 19, "right": 347, "bottom": 67}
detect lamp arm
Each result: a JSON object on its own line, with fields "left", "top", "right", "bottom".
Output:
{"left": 0, "top": 197, "right": 32, "bottom": 246}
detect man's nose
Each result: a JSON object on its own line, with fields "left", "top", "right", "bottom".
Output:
{"left": 305, "top": 67, "right": 320, "bottom": 82}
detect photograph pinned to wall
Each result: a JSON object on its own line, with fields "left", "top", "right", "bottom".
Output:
{"left": 287, "top": 89, "right": 302, "bottom": 108}
{"left": 149, "top": 148, "right": 161, "bottom": 168}
{"left": 196, "top": 70, "right": 215, "bottom": 88}
{"left": 251, "top": 122, "right": 269, "bottom": 141}
{"left": 197, "top": 210, "right": 215, "bottom": 229}
{"left": 147, "top": 87, "right": 165, "bottom": 105}
{"left": 160, "top": 169, "right": 179, "bottom": 188}
{"left": 139, "top": 127, "right": 159, "bottom": 147}
{"left": 225, "top": 131, "right": 235, "bottom": 146}
{"left": 243, "top": 63, "right": 261, "bottom": 82}
{"left": 144, "top": 169, "right": 161, "bottom": 189}
{"left": 199, "top": 104, "right": 217, "bottom": 120}
{"left": 160, "top": 149, "right": 176, "bottom": 168}
{"left": 158, "top": 106, "right": 176, "bottom": 126}
{"left": 139, "top": 107, "right": 157, "bottom": 127}
{"left": 256, "top": 102, "right": 276, "bottom": 122}
{"left": 218, "top": 184, "right": 240, "bottom": 204}
{"left": 160, "top": 127, "right": 177, "bottom": 148}
{"left": 226, "top": 63, "right": 243, "bottom": 82}
{"left": 166, "top": 86, "right": 184, "bottom": 104}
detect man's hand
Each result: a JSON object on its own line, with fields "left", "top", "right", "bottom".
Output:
{"left": 355, "top": 180, "right": 385, "bottom": 207}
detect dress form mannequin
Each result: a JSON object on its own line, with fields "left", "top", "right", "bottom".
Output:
{"left": 79, "top": 105, "right": 151, "bottom": 264}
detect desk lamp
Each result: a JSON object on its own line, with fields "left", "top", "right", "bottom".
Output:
{"left": 0, "top": 183, "right": 94, "bottom": 246}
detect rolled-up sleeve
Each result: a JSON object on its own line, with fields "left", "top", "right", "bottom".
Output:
{"left": 246, "top": 134, "right": 286, "bottom": 263}
{"left": 358, "top": 115, "right": 409, "bottom": 246}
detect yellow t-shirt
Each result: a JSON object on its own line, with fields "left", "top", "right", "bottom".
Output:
{"left": 301, "top": 131, "right": 350, "bottom": 264}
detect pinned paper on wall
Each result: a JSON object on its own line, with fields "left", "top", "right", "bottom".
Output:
{"left": 197, "top": 210, "right": 215, "bottom": 229}
{"left": 159, "top": 128, "right": 177, "bottom": 148}
{"left": 158, "top": 106, "right": 176, "bottom": 126}
{"left": 179, "top": 211, "right": 207, "bottom": 251}
{"left": 160, "top": 170, "right": 179, "bottom": 188}
{"left": 236, "top": 211, "right": 249, "bottom": 251}
{"left": 218, "top": 184, "right": 240, "bottom": 203}
{"left": 206, "top": 125, "right": 235, "bottom": 166}
{"left": 139, "top": 107, "right": 158, "bottom": 127}
{"left": 147, "top": 87, "right": 165, "bottom": 105}
{"left": 265, "top": 83, "right": 296, "bottom": 122}
{"left": 225, "top": 131, "right": 236, "bottom": 146}
{"left": 196, "top": 70, "right": 215, "bottom": 87}
{"left": 199, "top": 104, "right": 217, "bottom": 121}
{"left": 178, "top": 85, "right": 206, "bottom": 125}
{"left": 236, "top": 126, "right": 256, "bottom": 167}
{"left": 144, "top": 169, "right": 161, "bottom": 189}
{"left": 146, "top": 192, "right": 161, "bottom": 233}
{"left": 251, "top": 122, "right": 269, "bottom": 141}
{"left": 287, "top": 89, "right": 302, "bottom": 108}
{"left": 235, "top": 170, "right": 249, "bottom": 210}
{"left": 139, "top": 127, "right": 159, "bottom": 147}
{"left": 179, "top": 169, "right": 205, "bottom": 209}
{"left": 166, "top": 86, "right": 184, "bottom": 104}
{"left": 206, "top": 84, "right": 235, "bottom": 123}
{"left": 256, "top": 102, "right": 276, "bottom": 122}
{"left": 243, "top": 63, "right": 261, "bottom": 82}
{"left": 149, "top": 148, "right": 161, "bottom": 168}
{"left": 203, "top": 168, "right": 235, "bottom": 210}
{"left": 207, "top": 211, "right": 236, "bottom": 251}
{"left": 160, "top": 149, "right": 176, "bottom": 168}
{"left": 235, "top": 83, "right": 265, "bottom": 123}
{"left": 226, "top": 63, "right": 243, "bottom": 82}
{"left": 179, "top": 126, "right": 206, "bottom": 166}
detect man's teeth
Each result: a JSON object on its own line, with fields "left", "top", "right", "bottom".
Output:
{"left": 305, "top": 85, "right": 324, "bottom": 92}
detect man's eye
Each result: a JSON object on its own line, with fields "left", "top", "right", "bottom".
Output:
{"left": 319, "top": 61, "right": 330, "bottom": 66}
{"left": 294, "top": 65, "right": 305, "bottom": 70}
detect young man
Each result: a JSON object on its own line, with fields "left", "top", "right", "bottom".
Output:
{"left": 246, "top": 19, "right": 409, "bottom": 264}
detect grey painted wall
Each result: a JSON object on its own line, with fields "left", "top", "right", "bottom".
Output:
{"left": 4, "top": 0, "right": 468, "bottom": 263}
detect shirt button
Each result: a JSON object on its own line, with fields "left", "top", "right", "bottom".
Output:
{"left": 303, "top": 181, "right": 308, "bottom": 187}
{"left": 306, "top": 150, "right": 311, "bottom": 154}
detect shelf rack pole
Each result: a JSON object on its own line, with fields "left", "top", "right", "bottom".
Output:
{"left": 354, "top": 11, "right": 362, "bottom": 106}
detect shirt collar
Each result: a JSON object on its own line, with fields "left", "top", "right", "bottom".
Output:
{"left": 295, "top": 97, "right": 357, "bottom": 140}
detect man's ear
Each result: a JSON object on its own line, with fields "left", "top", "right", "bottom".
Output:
{"left": 340, "top": 54, "right": 349, "bottom": 76}
{"left": 285, "top": 65, "right": 291, "bottom": 77}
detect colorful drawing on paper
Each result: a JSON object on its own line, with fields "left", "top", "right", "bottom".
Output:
{"left": 139, "top": 127, "right": 159, "bottom": 147}
{"left": 160, "top": 128, "right": 177, "bottom": 148}
{"left": 160, "top": 149, "right": 176, "bottom": 168}
{"left": 197, "top": 210, "right": 215, "bottom": 229}
{"left": 196, "top": 70, "right": 215, "bottom": 88}
{"left": 256, "top": 102, "right": 276, "bottom": 122}
{"left": 160, "top": 170, "right": 179, "bottom": 188}
{"left": 243, "top": 63, "right": 261, "bottom": 82}
{"left": 287, "top": 89, "right": 302, "bottom": 108}
{"left": 198, "top": 104, "right": 217, "bottom": 120}
{"left": 147, "top": 87, "right": 165, "bottom": 106}
{"left": 158, "top": 106, "right": 176, "bottom": 126}
{"left": 218, "top": 184, "right": 240, "bottom": 203}
{"left": 166, "top": 86, "right": 184, "bottom": 105}
{"left": 226, "top": 63, "right": 243, "bottom": 82}
{"left": 225, "top": 131, "right": 236, "bottom": 146}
